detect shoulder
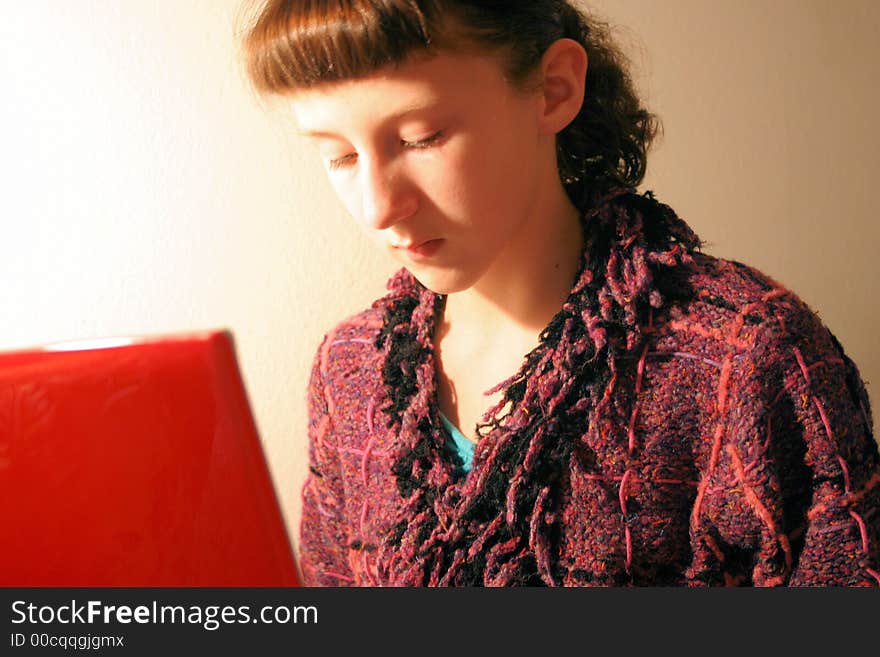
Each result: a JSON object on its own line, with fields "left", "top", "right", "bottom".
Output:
{"left": 598, "top": 189, "right": 835, "bottom": 361}
{"left": 653, "top": 249, "right": 874, "bottom": 436}
{"left": 304, "top": 304, "right": 390, "bottom": 450}
{"left": 309, "top": 304, "right": 386, "bottom": 390}
{"left": 657, "top": 250, "right": 839, "bottom": 363}
{"left": 646, "top": 247, "right": 869, "bottom": 425}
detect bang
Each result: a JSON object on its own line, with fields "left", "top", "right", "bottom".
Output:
{"left": 244, "top": 0, "right": 446, "bottom": 93}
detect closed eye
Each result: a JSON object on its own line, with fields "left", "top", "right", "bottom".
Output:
{"left": 327, "top": 153, "right": 356, "bottom": 171}
{"left": 326, "top": 131, "right": 445, "bottom": 171}
{"left": 402, "top": 130, "right": 444, "bottom": 149}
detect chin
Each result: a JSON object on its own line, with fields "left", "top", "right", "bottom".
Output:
{"left": 408, "top": 267, "right": 476, "bottom": 296}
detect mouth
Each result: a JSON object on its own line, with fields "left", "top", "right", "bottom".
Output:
{"left": 394, "top": 238, "right": 444, "bottom": 260}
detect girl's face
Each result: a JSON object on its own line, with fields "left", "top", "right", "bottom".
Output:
{"left": 291, "top": 48, "right": 548, "bottom": 295}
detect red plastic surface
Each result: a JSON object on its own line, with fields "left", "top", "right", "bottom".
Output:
{"left": 0, "top": 330, "right": 299, "bottom": 586}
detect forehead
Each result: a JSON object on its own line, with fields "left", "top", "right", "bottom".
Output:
{"left": 290, "top": 49, "right": 512, "bottom": 134}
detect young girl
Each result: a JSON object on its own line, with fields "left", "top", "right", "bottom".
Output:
{"left": 243, "top": 0, "right": 879, "bottom": 586}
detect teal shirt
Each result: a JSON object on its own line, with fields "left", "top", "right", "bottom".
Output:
{"left": 439, "top": 412, "right": 475, "bottom": 473}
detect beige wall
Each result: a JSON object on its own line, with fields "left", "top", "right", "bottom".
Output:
{"left": 1, "top": 0, "right": 877, "bottom": 561}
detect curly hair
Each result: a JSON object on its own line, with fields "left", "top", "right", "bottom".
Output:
{"left": 241, "top": 0, "right": 658, "bottom": 211}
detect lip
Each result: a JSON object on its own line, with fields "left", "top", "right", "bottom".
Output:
{"left": 394, "top": 238, "right": 444, "bottom": 260}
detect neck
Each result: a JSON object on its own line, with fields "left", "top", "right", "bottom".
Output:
{"left": 441, "top": 180, "right": 584, "bottom": 346}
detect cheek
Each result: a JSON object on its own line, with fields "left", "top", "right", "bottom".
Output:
{"left": 451, "top": 136, "right": 531, "bottom": 219}
{"left": 469, "top": 116, "right": 535, "bottom": 188}
{"left": 430, "top": 138, "right": 494, "bottom": 213}
{"left": 326, "top": 176, "right": 385, "bottom": 246}
{"left": 327, "top": 174, "right": 363, "bottom": 222}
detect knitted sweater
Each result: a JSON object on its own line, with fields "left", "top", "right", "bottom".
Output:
{"left": 299, "top": 191, "right": 879, "bottom": 586}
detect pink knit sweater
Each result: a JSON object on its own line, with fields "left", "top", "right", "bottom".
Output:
{"left": 299, "top": 192, "right": 879, "bottom": 586}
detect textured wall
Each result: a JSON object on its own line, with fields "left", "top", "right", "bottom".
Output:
{"left": 1, "top": 0, "right": 876, "bottom": 562}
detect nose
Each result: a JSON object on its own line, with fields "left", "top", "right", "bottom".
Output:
{"left": 360, "top": 158, "right": 418, "bottom": 231}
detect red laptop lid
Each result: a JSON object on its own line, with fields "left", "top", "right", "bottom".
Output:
{"left": 0, "top": 329, "right": 299, "bottom": 586}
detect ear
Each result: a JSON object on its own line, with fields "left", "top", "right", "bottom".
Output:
{"left": 535, "top": 38, "right": 588, "bottom": 136}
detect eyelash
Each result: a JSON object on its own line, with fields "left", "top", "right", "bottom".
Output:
{"left": 327, "top": 131, "right": 444, "bottom": 171}
{"left": 405, "top": 131, "right": 444, "bottom": 149}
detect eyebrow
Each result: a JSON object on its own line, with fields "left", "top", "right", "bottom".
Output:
{"left": 297, "top": 101, "right": 444, "bottom": 139}
{"left": 297, "top": 128, "right": 346, "bottom": 140}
